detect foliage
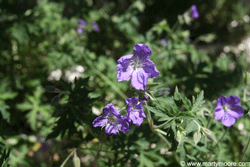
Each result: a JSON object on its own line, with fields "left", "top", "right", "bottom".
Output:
{"left": 0, "top": 0, "right": 250, "bottom": 166}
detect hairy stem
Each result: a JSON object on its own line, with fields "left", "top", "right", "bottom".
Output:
{"left": 60, "top": 148, "right": 76, "bottom": 167}
{"left": 214, "top": 127, "right": 230, "bottom": 147}
{"left": 241, "top": 136, "right": 250, "bottom": 162}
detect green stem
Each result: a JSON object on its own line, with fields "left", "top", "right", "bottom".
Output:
{"left": 95, "top": 70, "right": 127, "bottom": 100}
{"left": 83, "top": 54, "right": 127, "bottom": 100}
{"left": 214, "top": 127, "right": 230, "bottom": 147}
{"left": 155, "top": 131, "right": 171, "bottom": 148}
{"left": 60, "top": 149, "right": 76, "bottom": 167}
{"left": 243, "top": 86, "right": 247, "bottom": 103}
{"left": 145, "top": 101, "right": 180, "bottom": 165}
{"left": 145, "top": 101, "right": 152, "bottom": 124}
{"left": 241, "top": 136, "right": 250, "bottom": 162}
{"left": 154, "top": 119, "right": 173, "bottom": 129}
{"left": 80, "top": 147, "right": 115, "bottom": 153}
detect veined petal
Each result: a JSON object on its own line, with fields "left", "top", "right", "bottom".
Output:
{"left": 128, "top": 111, "right": 144, "bottom": 125}
{"left": 228, "top": 104, "right": 244, "bottom": 119}
{"left": 117, "top": 54, "right": 133, "bottom": 82}
{"left": 214, "top": 107, "right": 224, "bottom": 120}
{"left": 103, "top": 103, "right": 115, "bottom": 115}
{"left": 105, "top": 123, "right": 120, "bottom": 136}
{"left": 92, "top": 115, "right": 108, "bottom": 127}
{"left": 126, "top": 97, "right": 145, "bottom": 125}
{"left": 227, "top": 95, "right": 240, "bottom": 105}
{"left": 221, "top": 114, "right": 236, "bottom": 127}
{"left": 131, "top": 68, "right": 148, "bottom": 90}
{"left": 216, "top": 96, "right": 227, "bottom": 108}
{"left": 125, "top": 97, "right": 138, "bottom": 106}
{"left": 143, "top": 59, "right": 159, "bottom": 78}
{"left": 117, "top": 54, "right": 133, "bottom": 64}
{"left": 120, "top": 119, "right": 130, "bottom": 133}
{"left": 134, "top": 44, "right": 152, "bottom": 60}
{"left": 136, "top": 101, "right": 146, "bottom": 118}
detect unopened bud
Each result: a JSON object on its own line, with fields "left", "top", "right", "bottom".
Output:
{"left": 73, "top": 156, "right": 81, "bottom": 167}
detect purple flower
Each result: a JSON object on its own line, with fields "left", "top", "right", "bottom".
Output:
{"left": 92, "top": 103, "right": 130, "bottom": 136}
{"left": 214, "top": 95, "right": 244, "bottom": 127}
{"left": 126, "top": 97, "right": 146, "bottom": 125}
{"left": 116, "top": 44, "right": 159, "bottom": 90}
{"left": 191, "top": 5, "right": 199, "bottom": 18}
{"left": 160, "top": 39, "right": 167, "bottom": 47}
{"left": 92, "top": 20, "right": 100, "bottom": 32}
{"left": 77, "top": 19, "right": 87, "bottom": 34}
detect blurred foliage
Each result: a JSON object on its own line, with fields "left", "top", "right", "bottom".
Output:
{"left": 0, "top": 0, "right": 250, "bottom": 166}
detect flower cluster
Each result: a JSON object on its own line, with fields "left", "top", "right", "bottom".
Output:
{"left": 191, "top": 5, "right": 199, "bottom": 18}
{"left": 92, "top": 98, "right": 145, "bottom": 136}
{"left": 92, "top": 103, "right": 130, "bottom": 136}
{"left": 93, "top": 44, "right": 159, "bottom": 135}
{"left": 92, "top": 20, "right": 100, "bottom": 32}
{"left": 77, "top": 19, "right": 87, "bottom": 34}
{"left": 77, "top": 19, "right": 100, "bottom": 34}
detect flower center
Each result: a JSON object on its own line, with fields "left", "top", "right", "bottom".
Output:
{"left": 107, "top": 114, "right": 118, "bottom": 124}
{"left": 223, "top": 104, "right": 230, "bottom": 112}
{"left": 130, "top": 105, "right": 140, "bottom": 113}
{"left": 130, "top": 57, "right": 143, "bottom": 70}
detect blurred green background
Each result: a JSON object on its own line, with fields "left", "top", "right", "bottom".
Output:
{"left": 1, "top": 0, "right": 250, "bottom": 166}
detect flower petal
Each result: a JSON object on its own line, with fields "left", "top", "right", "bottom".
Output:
{"left": 228, "top": 104, "right": 244, "bottom": 119}
{"left": 227, "top": 95, "right": 240, "bottom": 105}
{"left": 126, "top": 98, "right": 145, "bottom": 125}
{"left": 221, "top": 114, "right": 236, "bottom": 127}
{"left": 131, "top": 68, "right": 148, "bottom": 90}
{"left": 129, "top": 111, "right": 144, "bottom": 125}
{"left": 120, "top": 119, "right": 130, "bottom": 133}
{"left": 92, "top": 115, "right": 108, "bottom": 127}
{"left": 103, "top": 103, "right": 115, "bottom": 115}
{"left": 133, "top": 43, "right": 152, "bottom": 60}
{"left": 105, "top": 123, "right": 120, "bottom": 135}
{"left": 125, "top": 97, "right": 138, "bottom": 106}
{"left": 143, "top": 59, "right": 159, "bottom": 78}
{"left": 117, "top": 54, "right": 133, "bottom": 64}
{"left": 214, "top": 107, "right": 224, "bottom": 120}
{"left": 216, "top": 96, "right": 227, "bottom": 108}
{"left": 117, "top": 54, "right": 133, "bottom": 82}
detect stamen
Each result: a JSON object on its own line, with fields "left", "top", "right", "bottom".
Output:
{"left": 130, "top": 57, "right": 143, "bottom": 70}
{"left": 223, "top": 104, "right": 230, "bottom": 112}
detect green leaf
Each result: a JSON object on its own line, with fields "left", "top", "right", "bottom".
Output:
{"left": 17, "top": 86, "right": 52, "bottom": 131}
{"left": 201, "top": 127, "right": 217, "bottom": 143}
{"left": 0, "top": 104, "right": 10, "bottom": 123}
{"left": 193, "top": 131, "right": 201, "bottom": 146}
{"left": 173, "top": 86, "right": 180, "bottom": 101}
{"left": 190, "top": 91, "right": 205, "bottom": 113}
{"left": 52, "top": 95, "right": 60, "bottom": 106}
{"left": 146, "top": 82, "right": 160, "bottom": 89}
